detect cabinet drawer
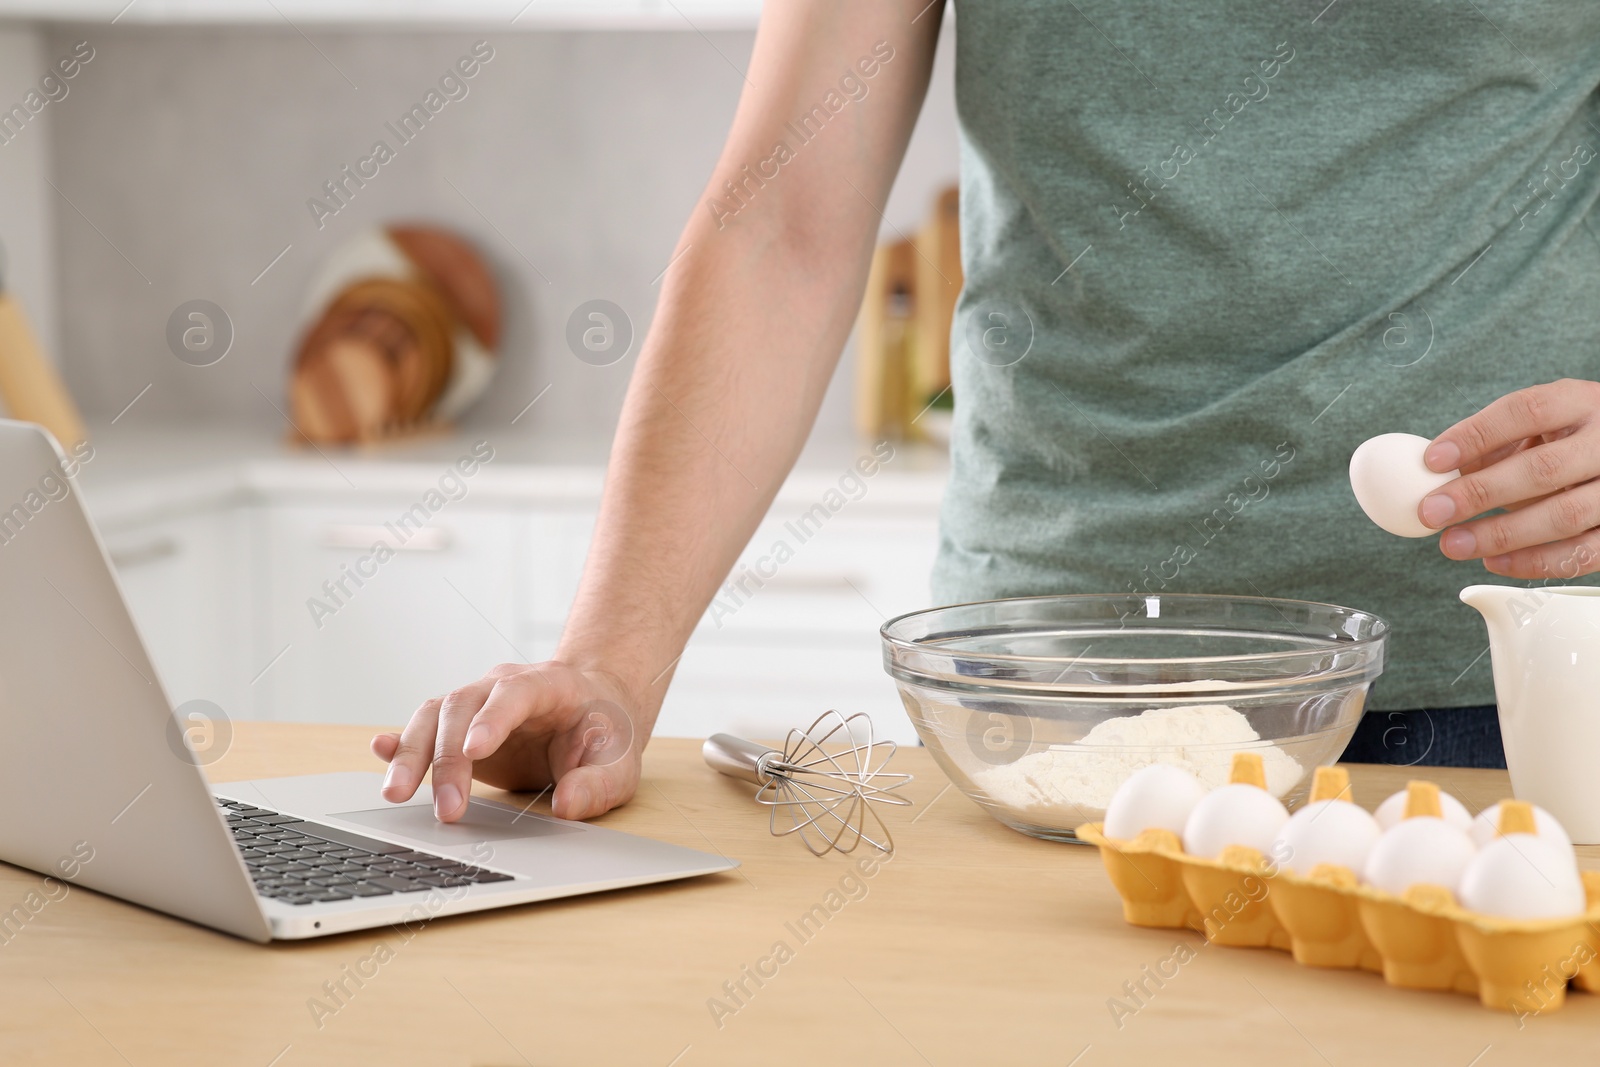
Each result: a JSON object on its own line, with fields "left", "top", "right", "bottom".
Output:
{"left": 697, "top": 514, "right": 938, "bottom": 637}
{"left": 102, "top": 507, "right": 250, "bottom": 716}
{"left": 255, "top": 504, "right": 521, "bottom": 725}
{"left": 521, "top": 508, "right": 597, "bottom": 626}
{"left": 658, "top": 636, "right": 915, "bottom": 743}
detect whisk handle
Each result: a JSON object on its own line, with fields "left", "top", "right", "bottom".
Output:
{"left": 702, "top": 734, "right": 778, "bottom": 785}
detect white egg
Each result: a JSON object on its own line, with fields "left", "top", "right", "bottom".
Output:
{"left": 1458, "top": 834, "right": 1587, "bottom": 919}
{"left": 1182, "top": 783, "right": 1289, "bottom": 859}
{"left": 1373, "top": 788, "right": 1474, "bottom": 832}
{"left": 1270, "top": 799, "right": 1381, "bottom": 877}
{"left": 1364, "top": 817, "right": 1478, "bottom": 896}
{"left": 1470, "top": 802, "right": 1574, "bottom": 853}
{"left": 1103, "top": 763, "right": 1209, "bottom": 841}
{"left": 1348, "top": 433, "right": 1458, "bottom": 538}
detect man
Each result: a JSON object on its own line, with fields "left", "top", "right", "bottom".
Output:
{"left": 376, "top": 2, "right": 1600, "bottom": 820}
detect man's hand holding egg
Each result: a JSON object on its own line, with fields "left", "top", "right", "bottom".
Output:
{"left": 1354, "top": 379, "right": 1600, "bottom": 578}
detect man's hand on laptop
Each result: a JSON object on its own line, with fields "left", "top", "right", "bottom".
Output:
{"left": 371, "top": 661, "right": 641, "bottom": 823}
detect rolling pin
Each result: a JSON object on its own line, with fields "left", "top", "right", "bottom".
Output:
{"left": 0, "top": 266, "right": 87, "bottom": 450}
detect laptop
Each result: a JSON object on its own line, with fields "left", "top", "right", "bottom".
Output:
{"left": 0, "top": 420, "right": 736, "bottom": 940}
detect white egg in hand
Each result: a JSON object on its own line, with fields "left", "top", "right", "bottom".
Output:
{"left": 1365, "top": 817, "right": 1477, "bottom": 896}
{"left": 1271, "top": 799, "right": 1381, "bottom": 877}
{"left": 1373, "top": 788, "right": 1474, "bottom": 832}
{"left": 1458, "top": 835, "right": 1586, "bottom": 919}
{"left": 1103, "top": 763, "right": 1209, "bottom": 841}
{"left": 1348, "top": 433, "right": 1458, "bottom": 538}
{"left": 1470, "top": 802, "right": 1574, "bottom": 853}
{"left": 1183, "top": 783, "right": 1289, "bottom": 859}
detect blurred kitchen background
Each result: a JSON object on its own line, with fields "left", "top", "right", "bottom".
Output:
{"left": 0, "top": 1, "right": 960, "bottom": 743}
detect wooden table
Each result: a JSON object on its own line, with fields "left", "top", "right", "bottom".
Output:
{"left": 1, "top": 723, "right": 1595, "bottom": 1066}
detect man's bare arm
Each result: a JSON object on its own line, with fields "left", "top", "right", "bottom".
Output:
{"left": 375, "top": 0, "right": 947, "bottom": 821}
{"left": 563, "top": 1, "right": 947, "bottom": 721}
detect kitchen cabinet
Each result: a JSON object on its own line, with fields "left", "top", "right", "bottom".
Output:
{"left": 84, "top": 436, "right": 944, "bottom": 742}
{"left": 505, "top": 506, "right": 936, "bottom": 742}
{"left": 502, "top": 498, "right": 939, "bottom": 742}
{"left": 102, "top": 504, "right": 252, "bottom": 719}
{"left": 253, "top": 502, "right": 524, "bottom": 726}
{"left": 517, "top": 506, "right": 596, "bottom": 630}
{"left": 657, "top": 514, "right": 937, "bottom": 742}
{"left": 664, "top": 637, "right": 911, "bottom": 741}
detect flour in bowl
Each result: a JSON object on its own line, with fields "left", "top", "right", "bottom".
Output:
{"left": 972, "top": 704, "right": 1302, "bottom": 815}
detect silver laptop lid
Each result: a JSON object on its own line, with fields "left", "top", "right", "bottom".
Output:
{"left": 0, "top": 420, "right": 269, "bottom": 941}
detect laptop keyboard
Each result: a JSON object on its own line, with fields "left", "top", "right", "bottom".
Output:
{"left": 216, "top": 797, "right": 515, "bottom": 906}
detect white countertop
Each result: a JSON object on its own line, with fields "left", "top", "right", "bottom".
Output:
{"left": 75, "top": 421, "right": 949, "bottom": 527}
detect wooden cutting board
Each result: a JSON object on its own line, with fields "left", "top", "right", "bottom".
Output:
{"left": 290, "top": 225, "right": 500, "bottom": 445}
{"left": 0, "top": 290, "right": 87, "bottom": 449}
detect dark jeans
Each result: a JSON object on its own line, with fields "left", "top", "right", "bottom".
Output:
{"left": 1338, "top": 705, "right": 1506, "bottom": 770}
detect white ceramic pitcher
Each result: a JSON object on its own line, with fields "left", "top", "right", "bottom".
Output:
{"left": 1460, "top": 584, "right": 1600, "bottom": 844}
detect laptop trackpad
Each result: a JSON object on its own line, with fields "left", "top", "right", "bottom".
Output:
{"left": 329, "top": 800, "right": 583, "bottom": 846}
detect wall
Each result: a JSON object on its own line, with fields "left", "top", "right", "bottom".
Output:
{"left": 0, "top": 24, "right": 61, "bottom": 369}
{"left": 30, "top": 20, "right": 958, "bottom": 444}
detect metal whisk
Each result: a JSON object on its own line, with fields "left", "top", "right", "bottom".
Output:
{"left": 703, "top": 710, "right": 913, "bottom": 856}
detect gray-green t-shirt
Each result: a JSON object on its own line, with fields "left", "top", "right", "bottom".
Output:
{"left": 935, "top": 1, "right": 1600, "bottom": 708}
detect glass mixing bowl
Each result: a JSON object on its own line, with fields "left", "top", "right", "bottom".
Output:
{"left": 881, "top": 593, "right": 1388, "bottom": 842}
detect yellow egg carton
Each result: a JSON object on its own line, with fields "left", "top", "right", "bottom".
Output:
{"left": 1078, "top": 755, "right": 1600, "bottom": 1014}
